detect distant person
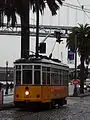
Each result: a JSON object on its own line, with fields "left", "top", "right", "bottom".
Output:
{"left": 5, "top": 82, "right": 9, "bottom": 95}
{"left": 10, "top": 82, "right": 13, "bottom": 92}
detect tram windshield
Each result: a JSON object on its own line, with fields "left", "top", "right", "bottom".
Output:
{"left": 23, "top": 70, "right": 32, "bottom": 84}
{"left": 23, "top": 65, "right": 32, "bottom": 84}
{"left": 34, "top": 65, "right": 40, "bottom": 84}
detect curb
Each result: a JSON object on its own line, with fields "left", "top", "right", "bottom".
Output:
{"left": 68, "top": 92, "right": 90, "bottom": 97}
{"left": 0, "top": 103, "right": 15, "bottom": 111}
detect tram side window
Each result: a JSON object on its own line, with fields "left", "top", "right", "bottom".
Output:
{"left": 63, "top": 71, "right": 66, "bottom": 85}
{"left": 47, "top": 72, "right": 50, "bottom": 84}
{"left": 61, "top": 70, "right": 63, "bottom": 85}
{"left": 66, "top": 71, "right": 69, "bottom": 85}
{"left": 51, "top": 68, "right": 54, "bottom": 85}
{"left": 47, "top": 67, "right": 50, "bottom": 84}
{"left": 56, "top": 70, "right": 60, "bottom": 85}
{"left": 23, "top": 70, "right": 32, "bottom": 84}
{"left": 16, "top": 71, "right": 21, "bottom": 85}
{"left": 59, "top": 70, "right": 61, "bottom": 85}
{"left": 63, "top": 71, "right": 68, "bottom": 86}
{"left": 42, "top": 67, "right": 50, "bottom": 85}
{"left": 42, "top": 72, "right": 46, "bottom": 84}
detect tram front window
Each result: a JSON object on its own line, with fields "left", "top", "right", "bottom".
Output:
{"left": 23, "top": 70, "right": 32, "bottom": 84}
{"left": 34, "top": 65, "right": 40, "bottom": 84}
{"left": 16, "top": 71, "right": 21, "bottom": 85}
{"left": 34, "top": 71, "right": 40, "bottom": 84}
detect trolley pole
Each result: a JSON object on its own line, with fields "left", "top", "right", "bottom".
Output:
{"left": 36, "top": 0, "right": 39, "bottom": 58}
{"left": 5, "top": 61, "right": 8, "bottom": 95}
{"left": 73, "top": 34, "right": 78, "bottom": 96}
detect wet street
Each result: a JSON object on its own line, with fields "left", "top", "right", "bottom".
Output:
{"left": 0, "top": 96, "right": 90, "bottom": 120}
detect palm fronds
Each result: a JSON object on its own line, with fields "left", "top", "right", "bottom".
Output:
{"left": 0, "top": 0, "right": 64, "bottom": 27}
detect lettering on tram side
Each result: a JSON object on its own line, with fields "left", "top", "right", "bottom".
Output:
{"left": 51, "top": 86, "right": 62, "bottom": 92}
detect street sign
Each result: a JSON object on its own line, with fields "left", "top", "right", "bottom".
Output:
{"left": 67, "top": 50, "right": 75, "bottom": 64}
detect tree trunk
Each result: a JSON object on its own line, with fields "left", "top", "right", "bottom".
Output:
{"left": 36, "top": 0, "right": 39, "bottom": 58}
{"left": 20, "top": 1, "right": 29, "bottom": 59}
{"left": 80, "top": 54, "right": 84, "bottom": 94}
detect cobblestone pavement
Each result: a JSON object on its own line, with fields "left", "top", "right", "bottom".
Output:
{"left": 0, "top": 96, "right": 90, "bottom": 120}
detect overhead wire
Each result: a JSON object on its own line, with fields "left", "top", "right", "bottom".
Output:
{"left": 76, "top": 0, "right": 90, "bottom": 20}
{"left": 63, "top": 2, "right": 90, "bottom": 13}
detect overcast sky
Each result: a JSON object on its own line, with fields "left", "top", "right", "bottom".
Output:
{"left": 0, "top": 0, "right": 90, "bottom": 67}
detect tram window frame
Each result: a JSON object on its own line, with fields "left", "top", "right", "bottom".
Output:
{"left": 34, "top": 65, "right": 41, "bottom": 85}
{"left": 16, "top": 70, "right": 21, "bottom": 85}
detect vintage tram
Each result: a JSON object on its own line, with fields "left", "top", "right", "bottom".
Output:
{"left": 14, "top": 55, "right": 69, "bottom": 108}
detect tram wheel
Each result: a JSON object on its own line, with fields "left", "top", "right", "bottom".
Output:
{"left": 40, "top": 103, "right": 52, "bottom": 110}
{"left": 51, "top": 100, "right": 56, "bottom": 109}
{"left": 58, "top": 98, "right": 67, "bottom": 107}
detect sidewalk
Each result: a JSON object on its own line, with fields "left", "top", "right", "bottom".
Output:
{"left": 69, "top": 91, "right": 90, "bottom": 97}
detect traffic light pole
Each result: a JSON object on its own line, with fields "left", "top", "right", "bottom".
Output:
{"left": 75, "top": 34, "right": 77, "bottom": 81}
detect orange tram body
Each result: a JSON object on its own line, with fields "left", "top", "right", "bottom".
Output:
{"left": 14, "top": 55, "right": 69, "bottom": 108}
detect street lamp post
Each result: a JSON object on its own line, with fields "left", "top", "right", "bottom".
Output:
{"left": 73, "top": 34, "right": 78, "bottom": 96}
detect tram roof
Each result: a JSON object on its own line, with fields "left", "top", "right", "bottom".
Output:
{"left": 14, "top": 55, "right": 69, "bottom": 68}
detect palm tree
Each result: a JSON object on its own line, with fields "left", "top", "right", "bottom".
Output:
{"left": 0, "top": 0, "right": 64, "bottom": 58}
{"left": 67, "top": 24, "right": 90, "bottom": 94}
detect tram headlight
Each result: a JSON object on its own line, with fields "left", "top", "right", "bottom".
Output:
{"left": 25, "top": 91, "right": 29, "bottom": 96}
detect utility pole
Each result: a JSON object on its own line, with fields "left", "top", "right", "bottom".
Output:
{"left": 75, "top": 34, "right": 77, "bottom": 81}
{"left": 73, "top": 34, "right": 78, "bottom": 96}
{"left": 36, "top": 0, "right": 39, "bottom": 58}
